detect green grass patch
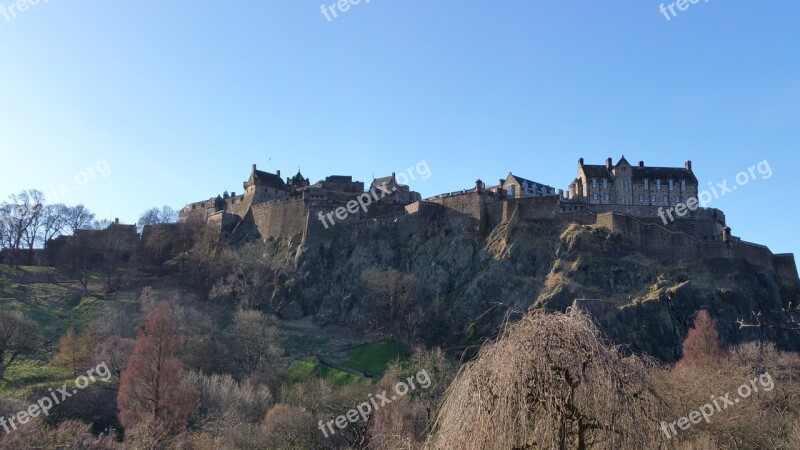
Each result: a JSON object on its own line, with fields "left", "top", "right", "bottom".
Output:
{"left": 1, "top": 358, "right": 72, "bottom": 390}
{"left": 287, "top": 358, "right": 363, "bottom": 386}
{"left": 279, "top": 333, "right": 328, "bottom": 354}
{"left": 341, "top": 341, "right": 409, "bottom": 374}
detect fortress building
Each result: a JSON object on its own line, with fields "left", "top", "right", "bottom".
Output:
{"left": 179, "top": 165, "right": 422, "bottom": 241}
{"left": 172, "top": 157, "right": 796, "bottom": 285}
{"left": 568, "top": 156, "right": 699, "bottom": 206}
{"left": 498, "top": 172, "right": 558, "bottom": 198}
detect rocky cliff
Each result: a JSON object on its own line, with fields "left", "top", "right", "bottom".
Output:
{"left": 259, "top": 209, "right": 800, "bottom": 362}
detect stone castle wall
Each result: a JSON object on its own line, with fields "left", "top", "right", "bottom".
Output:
{"left": 585, "top": 204, "right": 726, "bottom": 238}
{"left": 180, "top": 174, "right": 796, "bottom": 284}
{"left": 593, "top": 211, "right": 796, "bottom": 281}
{"left": 251, "top": 198, "right": 307, "bottom": 240}
{"left": 774, "top": 254, "right": 800, "bottom": 282}
{"left": 426, "top": 192, "right": 486, "bottom": 221}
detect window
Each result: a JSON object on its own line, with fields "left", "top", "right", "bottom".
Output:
{"left": 592, "top": 193, "right": 598, "bottom": 201}
{"left": 681, "top": 179, "right": 686, "bottom": 191}
{"left": 669, "top": 179, "right": 674, "bottom": 191}
{"left": 663, "top": 196, "right": 668, "bottom": 204}
{"left": 623, "top": 180, "right": 629, "bottom": 192}
{"left": 603, "top": 179, "right": 608, "bottom": 189}
{"left": 674, "top": 196, "right": 681, "bottom": 203}
{"left": 591, "top": 179, "right": 597, "bottom": 188}
{"left": 507, "top": 185, "right": 515, "bottom": 197}
{"left": 651, "top": 195, "right": 656, "bottom": 202}
{"left": 656, "top": 179, "right": 661, "bottom": 191}
{"left": 603, "top": 193, "right": 609, "bottom": 201}
{"left": 639, "top": 194, "right": 644, "bottom": 202}
{"left": 644, "top": 179, "right": 649, "bottom": 190}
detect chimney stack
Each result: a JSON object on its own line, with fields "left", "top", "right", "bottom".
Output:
{"left": 606, "top": 157, "right": 613, "bottom": 170}
{"left": 276, "top": 169, "right": 280, "bottom": 178}
{"left": 252, "top": 164, "right": 256, "bottom": 173}
{"left": 578, "top": 157, "right": 584, "bottom": 166}
{"left": 639, "top": 161, "right": 644, "bottom": 168}
{"left": 685, "top": 160, "right": 692, "bottom": 171}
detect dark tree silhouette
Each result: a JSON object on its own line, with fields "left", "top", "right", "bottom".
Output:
{"left": 0, "top": 312, "right": 40, "bottom": 380}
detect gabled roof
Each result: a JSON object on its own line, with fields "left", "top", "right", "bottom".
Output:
{"left": 288, "top": 170, "right": 309, "bottom": 188}
{"left": 579, "top": 157, "right": 698, "bottom": 184}
{"left": 370, "top": 174, "right": 410, "bottom": 193}
{"left": 372, "top": 175, "right": 395, "bottom": 186}
{"left": 504, "top": 173, "right": 557, "bottom": 193}
{"left": 247, "top": 169, "right": 289, "bottom": 191}
{"left": 580, "top": 165, "right": 612, "bottom": 179}
{"left": 631, "top": 166, "right": 697, "bottom": 183}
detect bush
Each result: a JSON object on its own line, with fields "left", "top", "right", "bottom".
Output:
{"left": 428, "top": 309, "right": 666, "bottom": 450}
{"left": 183, "top": 371, "right": 273, "bottom": 432}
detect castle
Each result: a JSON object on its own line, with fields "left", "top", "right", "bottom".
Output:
{"left": 178, "top": 157, "right": 797, "bottom": 284}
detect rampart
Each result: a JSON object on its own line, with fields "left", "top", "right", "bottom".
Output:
{"left": 177, "top": 172, "right": 797, "bottom": 285}
{"left": 250, "top": 197, "right": 307, "bottom": 240}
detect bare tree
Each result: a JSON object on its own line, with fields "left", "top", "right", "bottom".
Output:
{"left": 40, "top": 204, "right": 69, "bottom": 244}
{"left": 230, "top": 309, "right": 281, "bottom": 376}
{"left": 137, "top": 205, "right": 178, "bottom": 234}
{"left": 428, "top": 309, "right": 668, "bottom": 450}
{"left": 737, "top": 303, "right": 800, "bottom": 332}
{"left": 57, "top": 231, "right": 93, "bottom": 295}
{"left": 0, "top": 312, "right": 40, "bottom": 380}
{"left": 20, "top": 190, "right": 46, "bottom": 261}
{"left": 0, "top": 190, "right": 45, "bottom": 266}
{"left": 62, "top": 204, "right": 95, "bottom": 235}
{"left": 99, "top": 223, "right": 135, "bottom": 293}
{"left": 360, "top": 268, "right": 423, "bottom": 341}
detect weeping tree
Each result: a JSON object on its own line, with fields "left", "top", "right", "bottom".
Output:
{"left": 427, "top": 309, "right": 668, "bottom": 450}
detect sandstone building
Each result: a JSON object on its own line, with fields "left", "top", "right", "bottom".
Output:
{"left": 568, "top": 156, "right": 699, "bottom": 206}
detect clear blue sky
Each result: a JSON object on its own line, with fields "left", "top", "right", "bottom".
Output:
{"left": 1, "top": 1, "right": 798, "bottom": 254}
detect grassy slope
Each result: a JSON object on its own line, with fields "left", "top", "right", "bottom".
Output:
{"left": 0, "top": 266, "right": 134, "bottom": 392}
{"left": 2, "top": 265, "right": 409, "bottom": 393}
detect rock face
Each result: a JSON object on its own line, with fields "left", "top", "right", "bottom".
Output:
{"left": 263, "top": 210, "right": 800, "bottom": 362}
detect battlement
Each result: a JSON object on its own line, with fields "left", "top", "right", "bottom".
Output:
{"left": 175, "top": 159, "right": 796, "bottom": 283}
